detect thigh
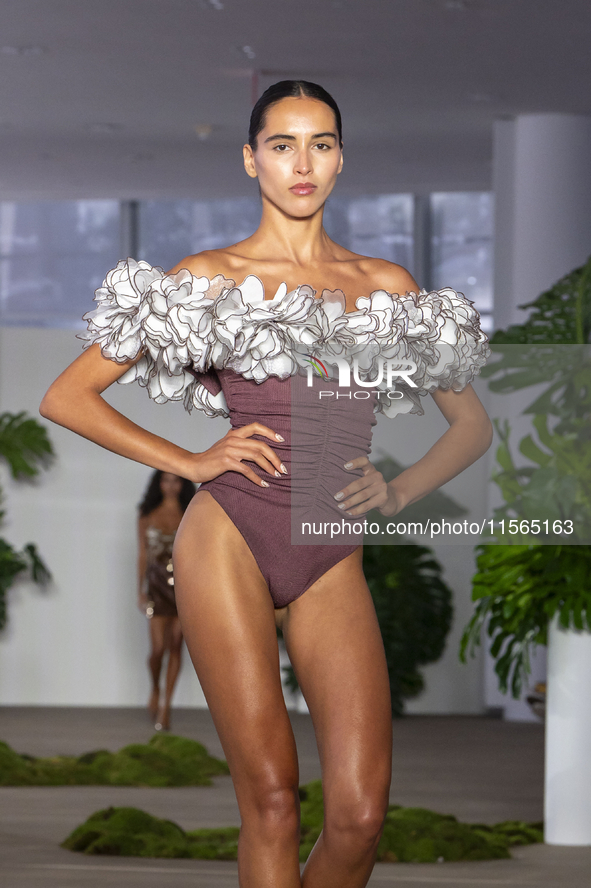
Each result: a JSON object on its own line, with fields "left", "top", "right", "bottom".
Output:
{"left": 172, "top": 491, "right": 299, "bottom": 794}
{"left": 282, "top": 549, "right": 392, "bottom": 802}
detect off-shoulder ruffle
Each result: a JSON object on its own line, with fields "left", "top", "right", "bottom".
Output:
{"left": 80, "top": 258, "right": 490, "bottom": 419}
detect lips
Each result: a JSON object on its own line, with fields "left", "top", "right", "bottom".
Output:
{"left": 290, "top": 183, "right": 317, "bottom": 195}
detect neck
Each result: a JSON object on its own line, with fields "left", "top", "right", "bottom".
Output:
{"left": 245, "top": 195, "right": 336, "bottom": 265}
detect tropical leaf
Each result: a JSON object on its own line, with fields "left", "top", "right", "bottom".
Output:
{"left": 0, "top": 412, "right": 54, "bottom": 631}
{"left": 0, "top": 538, "right": 51, "bottom": 631}
{"left": 489, "top": 256, "right": 591, "bottom": 346}
{"left": 460, "top": 544, "right": 591, "bottom": 697}
{"left": 0, "top": 412, "right": 54, "bottom": 479}
{"left": 518, "top": 435, "right": 551, "bottom": 468}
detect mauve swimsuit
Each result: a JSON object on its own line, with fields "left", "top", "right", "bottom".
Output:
{"left": 196, "top": 367, "right": 378, "bottom": 608}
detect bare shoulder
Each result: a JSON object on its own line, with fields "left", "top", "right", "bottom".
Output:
{"left": 357, "top": 257, "right": 420, "bottom": 295}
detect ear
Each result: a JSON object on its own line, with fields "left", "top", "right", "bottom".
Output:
{"left": 243, "top": 144, "right": 258, "bottom": 179}
{"left": 337, "top": 149, "right": 343, "bottom": 175}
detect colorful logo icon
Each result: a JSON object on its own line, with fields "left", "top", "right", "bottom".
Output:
{"left": 304, "top": 355, "right": 329, "bottom": 379}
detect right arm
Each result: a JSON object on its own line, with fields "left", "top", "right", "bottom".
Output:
{"left": 39, "top": 343, "right": 285, "bottom": 486}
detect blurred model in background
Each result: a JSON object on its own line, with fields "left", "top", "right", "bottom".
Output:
{"left": 138, "top": 471, "right": 196, "bottom": 730}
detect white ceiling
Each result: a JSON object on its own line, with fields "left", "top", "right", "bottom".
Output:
{"left": 1, "top": 0, "right": 590, "bottom": 198}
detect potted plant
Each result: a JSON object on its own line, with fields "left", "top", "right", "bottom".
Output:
{"left": 460, "top": 255, "right": 591, "bottom": 845}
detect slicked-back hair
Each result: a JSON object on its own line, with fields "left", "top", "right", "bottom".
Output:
{"left": 248, "top": 80, "right": 343, "bottom": 150}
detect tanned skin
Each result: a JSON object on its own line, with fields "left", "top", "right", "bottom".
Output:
{"left": 41, "top": 96, "right": 492, "bottom": 887}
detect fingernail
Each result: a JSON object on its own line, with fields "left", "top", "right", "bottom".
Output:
{"left": 280, "top": 463, "right": 288, "bottom": 474}
{"left": 334, "top": 492, "right": 344, "bottom": 501}
{"left": 275, "top": 433, "right": 285, "bottom": 442}
{"left": 261, "top": 480, "right": 270, "bottom": 487}
{"left": 338, "top": 502, "right": 346, "bottom": 510}
{"left": 275, "top": 470, "right": 281, "bottom": 477}
{"left": 344, "top": 462, "right": 353, "bottom": 469}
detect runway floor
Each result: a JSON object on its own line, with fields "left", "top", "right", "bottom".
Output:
{"left": 1, "top": 706, "right": 589, "bottom": 887}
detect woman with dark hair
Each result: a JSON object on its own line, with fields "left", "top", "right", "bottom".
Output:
{"left": 137, "top": 470, "right": 196, "bottom": 731}
{"left": 41, "top": 80, "right": 492, "bottom": 887}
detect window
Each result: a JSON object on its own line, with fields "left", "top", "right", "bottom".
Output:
{"left": 0, "top": 201, "right": 120, "bottom": 327}
{"left": 138, "top": 198, "right": 261, "bottom": 272}
{"left": 323, "top": 194, "right": 414, "bottom": 271}
{"left": 137, "top": 194, "right": 414, "bottom": 279}
{"left": 0, "top": 194, "right": 493, "bottom": 330}
{"left": 429, "top": 192, "right": 494, "bottom": 333}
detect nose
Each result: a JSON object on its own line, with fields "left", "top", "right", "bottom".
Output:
{"left": 294, "top": 149, "right": 312, "bottom": 176}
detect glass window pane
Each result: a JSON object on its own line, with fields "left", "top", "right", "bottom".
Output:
{"left": 0, "top": 201, "right": 121, "bottom": 328}
{"left": 323, "top": 194, "right": 414, "bottom": 272}
{"left": 430, "top": 192, "right": 494, "bottom": 332}
{"left": 138, "top": 199, "right": 261, "bottom": 272}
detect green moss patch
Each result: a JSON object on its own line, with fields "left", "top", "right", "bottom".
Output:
{"left": 298, "top": 780, "right": 542, "bottom": 863}
{"left": 62, "top": 779, "right": 543, "bottom": 864}
{"left": 0, "top": 734, "right": 229, "bottom": 787}
{"left": 62, "top": 807, "right": 240, "bottom": 860}
{"left": 378, "top": 808, "right": 515, "bottom": 863}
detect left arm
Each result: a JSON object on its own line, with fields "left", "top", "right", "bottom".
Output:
{"left": 335, "top": 383, "right": 493, "bottom": 518}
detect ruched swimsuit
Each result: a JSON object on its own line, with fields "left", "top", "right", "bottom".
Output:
{"left": 197, "top": 368, "right": 377, "bottom": 608}
{"left": 81, "top": 259, "right": 490, "bottom": 609}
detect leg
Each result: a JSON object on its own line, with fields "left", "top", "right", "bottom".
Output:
{"left": 148, "top": 615, "right": 168, "bottom": 718}
{"left": 173, "top": 491, "right": 302, "bottom": 888}
{"left": 281, "top": 548, "right": 392, "bottom": 888}
{"left": 159, "top": 616, "right": 183, "bottom": 730}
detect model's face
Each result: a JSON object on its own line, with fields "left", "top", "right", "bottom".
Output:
{"left": 243, "top": 96, "right": 343, "bottom": 217}
{"left": 160, "top": 473, "right": 183, "bottom": 499}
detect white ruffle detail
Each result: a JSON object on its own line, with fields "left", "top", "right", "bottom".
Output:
{"left": 312, "top": 287, "right": 491, "bottom": 417}
{"left": 80, "top": 258, "right": 490, "bottom": 418}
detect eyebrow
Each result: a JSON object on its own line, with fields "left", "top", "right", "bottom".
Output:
{"left": 264, "top": 132, "right": 338, "bottom": 143}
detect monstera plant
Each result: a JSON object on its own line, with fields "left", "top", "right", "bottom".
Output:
{"left": 0, "top": 412, "right": 53, "bottom": 630}
{"left": 460, "top": 255, "right": 591, "bottom": 696}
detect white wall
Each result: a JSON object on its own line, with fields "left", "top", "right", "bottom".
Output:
{"left": 0, "top": 327, "right": 228, "bottom": 707}
{"left": 0, "top": 326, "right": 490, "bottom": 712}
{"left": 0, "top": 138, "right": 491, "bottom": 203}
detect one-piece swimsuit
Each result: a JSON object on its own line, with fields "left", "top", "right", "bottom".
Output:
{"left": 80, "top": 260, "right": 490, "bottom": 608}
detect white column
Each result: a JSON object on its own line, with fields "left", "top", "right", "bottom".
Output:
{"left": 545, "top": 618, "right": 591, "bottom": 845}
{"left": 493, "top": 113, "right": 591, "bottom": 331}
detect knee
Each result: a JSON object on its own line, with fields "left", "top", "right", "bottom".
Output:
{"left": 325, "top": 789, "right": 388, "bottom": 848}
{"left": 246, "top": 776, "right": 300, "bottom": 836}
{"left": 169, "top": 638, "right": 183, "bottom": 658}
